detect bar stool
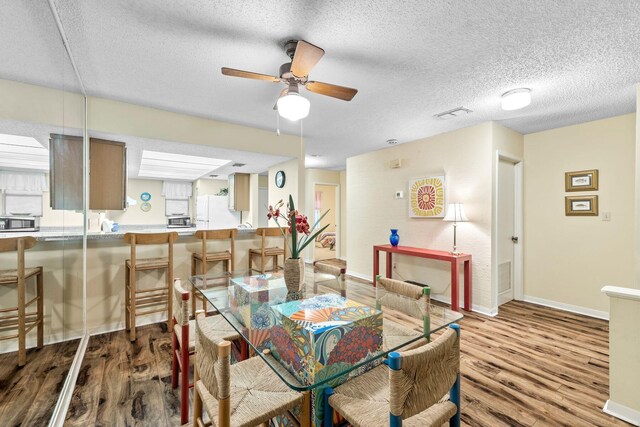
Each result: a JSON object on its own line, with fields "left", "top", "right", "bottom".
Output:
{"left": 248, "top": 227, "right": 288, "bottom": 273}
{"left": 190, "top": 228, "right": 237, "bottom": 314}
{"left": 124, "top": 232, "right": 178, "bottom": 342}
{"left": 0, "top": 237, "right": 43, "bottom": 367}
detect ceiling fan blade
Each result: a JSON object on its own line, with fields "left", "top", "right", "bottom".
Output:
{"left": 221, "top": 67, "right": 280, "bottom": 82}
{"left": 290, "top": 40, "right": 325, "bottom": 77}
{"left": 306, "top": 81, "right": 358, "bottom": 101}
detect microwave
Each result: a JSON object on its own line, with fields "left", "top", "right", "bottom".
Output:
{"left": 0, "top": 216, "right": 40, "bottom": 232}
{"left": 167, "top": 216, "right": 192, "bottom": 228}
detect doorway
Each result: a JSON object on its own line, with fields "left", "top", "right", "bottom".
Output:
{"left": 313, "top": 183, "right": 339, "bottom": 261}
{"left": 497, "top": 157, "right": 522, "bottom": 306}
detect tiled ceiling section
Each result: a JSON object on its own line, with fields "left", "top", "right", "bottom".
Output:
{"left": 3, "top": 1, "right": 640, "bottom": 169}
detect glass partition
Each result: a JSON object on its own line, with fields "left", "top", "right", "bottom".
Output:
{"left": 0, "top": 2, "right": 86, "bottom": 424}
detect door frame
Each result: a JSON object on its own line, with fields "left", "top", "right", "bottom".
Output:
{"left": 309, "top": 181, "right": 341, "bottom": 262}
{"left": 492, "top": 151, "right": 524, "bottom": 312}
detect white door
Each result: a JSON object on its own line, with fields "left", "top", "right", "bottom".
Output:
{"left": 498, "top": 159, "right": 517, "bottom": 306}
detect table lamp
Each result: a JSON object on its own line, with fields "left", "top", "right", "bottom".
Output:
{"left": 443, "top": 203, "right": 468, "bottom": 255}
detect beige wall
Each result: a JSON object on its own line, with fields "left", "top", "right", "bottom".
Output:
{"left": 268, "top": 159, "right": 303, "bottom": 221}
{"left": 346, "top": 123, "right": 494, "bottom": 312}
{"left": 524, "top": 114, "right": 636, "bottom": 316}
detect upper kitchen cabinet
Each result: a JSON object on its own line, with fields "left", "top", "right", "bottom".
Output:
{"left": 89, "top": 138, "right": 126, "bottom": 210}
{"left": 49, "top": 134, "right": 84, "bottom": 211}
{"left": 49, "top": 135, "right": 127, "bottom": 210}
{"left": 228, "top": 172, "right": 249, "bottom": 211}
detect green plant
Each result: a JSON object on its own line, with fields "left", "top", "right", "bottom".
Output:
{"left": 267, "top": 194, "right": 329, "bottom": 259}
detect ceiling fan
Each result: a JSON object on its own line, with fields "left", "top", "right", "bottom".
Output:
{"left": 221, "top": 40, "right": 358, "bottom": 121}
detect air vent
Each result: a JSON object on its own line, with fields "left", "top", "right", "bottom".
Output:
{"left": 386, "top": 139, "right": 398, "bottom": 145}
{"left": 434, "top": 107, "right": 472, "bottom": 120}
{"left": 209, "top": 174, "right": 219, "bottom": 178}
{"left": 232, "top": 163, "right": 246, "bottom": 167}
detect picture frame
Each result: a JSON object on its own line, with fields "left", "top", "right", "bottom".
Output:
{"left": 565, "top": 195, "right": 598, "bottom": 216}
{"left": 408, "top": 175, "right": 445, "bottom": 218}
{"left": 565, "top": 169, "right": 598, "bottom": 192}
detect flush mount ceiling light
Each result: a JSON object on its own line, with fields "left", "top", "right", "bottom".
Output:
{"left": 501, "top": 88, "right": 531, "bottom": 111}
{"left": 276, "top": 83, "right": 310, "bottom": 121}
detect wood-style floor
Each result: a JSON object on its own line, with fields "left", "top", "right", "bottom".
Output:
{"left": 2, "top": 272, "right": 629, "bottom": 426}
{"left": 0, "top": 338, "right": 79, "bottom": 426}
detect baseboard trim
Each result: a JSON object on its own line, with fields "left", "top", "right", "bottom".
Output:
{"left": 89, "top": 312, "right": 167, "bottom": 337}
{"left": 430, "top": 294, "right": 497, "bottom": 317}
{"left": 603, "top": 400, "right": 640, "bottom": 426}
{"left": 345, "top": 270, "right": 373, "bottom": 283}
{"left": 523, "top": 295, "right": 609, "bottom": 320}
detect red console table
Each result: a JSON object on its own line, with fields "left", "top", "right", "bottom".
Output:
{"left": 373, "top": 244, "right": 472, "bottom": 312}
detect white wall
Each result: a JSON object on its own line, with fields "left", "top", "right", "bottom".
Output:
{"left": 524, "top": 114, "right": 636, "bottom": 316}
{"left": 316, "top": 184, "right": 337, "bottom": 232}
{"left": 346, "top": 123, "right": 494, "bottom": 312}
{"left": 340, "top": 170, "right": 347, "bottom": 260}
{"left": 305, "top": 169, "right": 343, "bottom": 262}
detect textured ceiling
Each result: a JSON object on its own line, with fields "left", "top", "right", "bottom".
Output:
{"left": 4, "top": 1, "right": 640, "bottom": 169}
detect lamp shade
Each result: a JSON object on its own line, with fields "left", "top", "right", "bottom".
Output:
{"left": 443, "top": 203, "right": 468, "bottom": 222}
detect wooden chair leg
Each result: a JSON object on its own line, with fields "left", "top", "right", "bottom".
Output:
{"left": 167, "top": 270, "right": 173, "bottom": 331}
{"left": 129, "top": 266, "right": 137, "bottom": 342}
{"left": 125, "top": 263, "right": 130, "bottom": 332}
{"left": 300, "top": 390, "right": 311, "bottom": 427}
{"left": 180, "top": 329, "right": 189, "bottom": 425}
{"left": 17, "top": 277, "right": 26, "bottom": 367}
{"left": 171, "top": 330, "right": 179, "bottom": 389}
{"left": 261, "top": 253, "right": 266, "bottom": 274}
{"left": 193, "top": 364, "right": 203, "bottom": 426}
{"left": 36, "top": 269, "right": 43, "bottom": 348}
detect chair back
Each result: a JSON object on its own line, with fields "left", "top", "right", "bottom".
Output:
{"left": 255, "top": 227, "right": 288, "bottom": 254}
{"left": 123, "top": 231, "right": 179, "bottom": 265}
{"left": 173, "top": 278, "right": 190, "bottom": 327}
{"left": 313, "top": 262, "right": 346, "bottom": 296}
{"left": 194, "top": 228, "right": 237, "bottom": 273}
{"left": 0, "top": 237, "right": 37, "bottom": 279}
{"left": 389, "top": 326, "right": 460, "bottom": 419}
{"left": 376, "top": 277, "right": 429, "bottom": 319}
{"left": 195, "top": 312, "right": 231, "bottom": 402}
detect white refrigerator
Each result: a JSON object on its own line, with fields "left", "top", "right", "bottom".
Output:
{"left": 196, "top": 195, "right": 241, "bottom": 229}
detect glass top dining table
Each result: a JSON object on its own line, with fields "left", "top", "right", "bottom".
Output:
{"left": 189, "top": 269, "right": 463, "bottom": 392}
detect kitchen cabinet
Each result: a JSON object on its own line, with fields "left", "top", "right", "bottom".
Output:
{"left": 3, "top": 193, "right": 43, "bottom": 217}
{"left": 228, "top": 173, "right": 249, "bottom": 211}
{"left": 90, "top": 138, "right": 126, "bottom": 210}
{"left": 49, "top": 134, "right": 83, "bottom": 210}
{"left": 49, "top": 134, "right": 127, "bottom": 211}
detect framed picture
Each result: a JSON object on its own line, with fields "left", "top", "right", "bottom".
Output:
{"left": 409, "top": 176, "right": 445, "bottom": 218}
{"left": 565, "top": 195, "right": 598, "bottom": 216}
{"left": 565, "top": 169, "right": 598, "bottom": 191}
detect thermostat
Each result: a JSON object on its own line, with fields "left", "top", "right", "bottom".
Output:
{"left": 395, "top": 191, "right": 404, "bottom": 199}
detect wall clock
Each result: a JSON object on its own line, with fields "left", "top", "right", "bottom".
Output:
{"left": 275, "top": 170, "right": 286, "bottom": 188}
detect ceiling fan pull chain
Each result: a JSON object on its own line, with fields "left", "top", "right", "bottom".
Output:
{"left": 276, "top": 109, "right": 280, "bottom": 136}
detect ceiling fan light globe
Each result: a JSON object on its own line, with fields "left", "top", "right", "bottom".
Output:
{"left": 277, "top": 93, "right": 310, "bottom": 121}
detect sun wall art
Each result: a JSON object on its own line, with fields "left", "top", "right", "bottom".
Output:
{"left": 409, "top": 176, "right": 445, "bottom": 218}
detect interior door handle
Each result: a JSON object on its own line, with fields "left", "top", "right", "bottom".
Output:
{"left": 511, "top": 236, "right": 519, "bottom": 243}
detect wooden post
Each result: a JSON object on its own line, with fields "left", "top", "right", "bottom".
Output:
{"left": 388, "top": 351, "right": 402, "bottom": 427}
{"left": 17, "top": 238, "right": 26, "bottom": 367}
{"left": 36, "top": 267, "right": 43, "bottom": 348}
{"left": 129, "top": 235, "right": 137, "bottom": 342}
{"left": 218, "top": 341, "right": 232, "bottom": 427}
{"left": 300, "top": 390, "right": 311, "bottom": 427}
{"left": 193, "top": 363, "right": 203, "bottom": 426}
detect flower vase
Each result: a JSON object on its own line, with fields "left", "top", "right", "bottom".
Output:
{"left": 284, "top": 258, "right": 305, "bottom": 292}
{"left": 389, "top": 229, "right": 400, "bottom": 247}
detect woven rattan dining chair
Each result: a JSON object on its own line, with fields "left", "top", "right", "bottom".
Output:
{"left": 0, "top": 237, "right": 43, "bottom": 367}
{"left": 376, "top": 276, "right": 431, "bottom": 351}
{"left": 171, "top": 278, "right": 242, "bottom": 425}
{"left": 190, "top": 228, "right": 237, "bottom": 315}
{"left": 323, "top": 324, "right": 461, "bottom": 427}
{"left": 193, "top": 312, "right": 311, "bottom": 427}
{"left": 124, "top": 231, "right": 178, "bottom": 341}
{"left": 248, "top": 227, "right": 288, "bottom": 273}
{"left": 312, "top": 261, "right": 346, "bottom": 297}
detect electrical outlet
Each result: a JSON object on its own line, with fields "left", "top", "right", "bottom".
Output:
{"left": 393, "top": 262, "right": 397, "bottom": 270}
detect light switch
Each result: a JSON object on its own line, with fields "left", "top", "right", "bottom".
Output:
{"left": 602, "top": 212, "right": 611, "bottom": 221}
